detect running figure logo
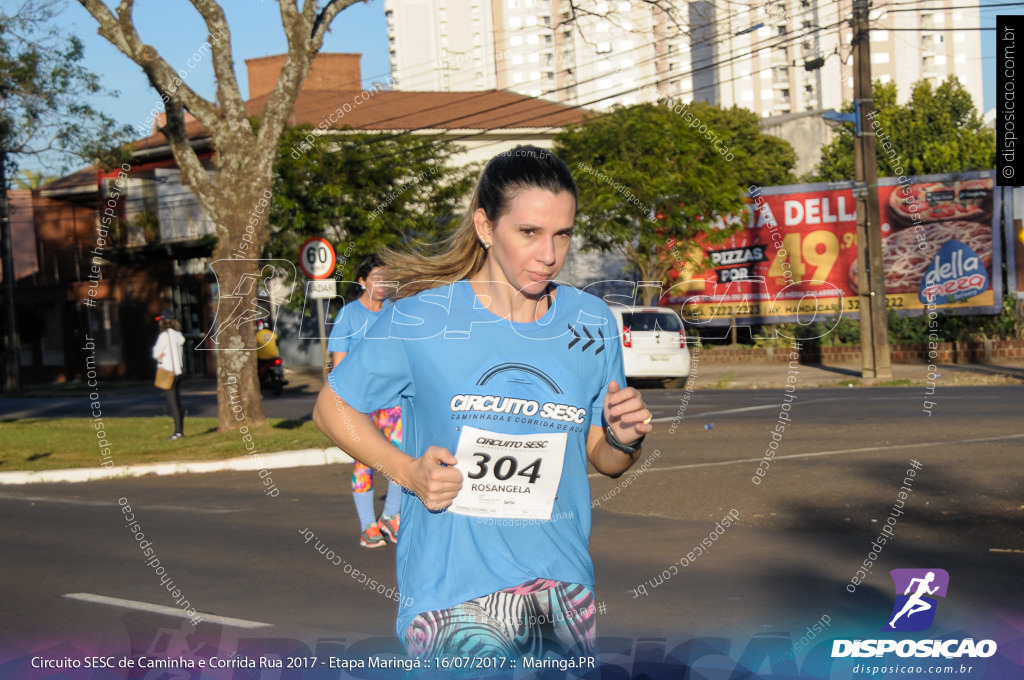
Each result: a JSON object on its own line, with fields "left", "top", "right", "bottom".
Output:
{"left": 883, "top": 569, "right": 949, "bottom": 632}
{"left": 199, "top": 259, "right": 295, "bottom": 349}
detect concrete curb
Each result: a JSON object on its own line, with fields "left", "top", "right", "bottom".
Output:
{"left": 0, "top": 447, "right": 355, "bottom": 485}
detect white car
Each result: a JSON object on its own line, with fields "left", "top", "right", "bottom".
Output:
{"left": 609, "top": 306, "right": 691, "bottom": 387}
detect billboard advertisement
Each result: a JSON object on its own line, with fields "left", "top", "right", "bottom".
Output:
{"left": 665, "top": 171, "right": 1005, "bottom": 325}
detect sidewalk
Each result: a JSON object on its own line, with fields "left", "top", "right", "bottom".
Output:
{"left": 288, "top": 361, "right": 1024, "bottom": 389}
{"left": 0, "top": 447, "right": 354, "bottom": 486}
{"left": 684, "top": 359, "right": 1024, "bottom": 389}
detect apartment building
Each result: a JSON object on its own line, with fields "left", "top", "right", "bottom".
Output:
{"left": 384, "top": 0, "right": 984, "bottom": 116}
{"left": 705, "top": 0, "right": 983, "bottom": 117}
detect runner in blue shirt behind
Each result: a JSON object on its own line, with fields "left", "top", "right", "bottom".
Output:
{"left": 327, "top": 254, "right": 403, "bottom": 548}
{"left": 314, "top": 145, "right": 652, "bottom": 661}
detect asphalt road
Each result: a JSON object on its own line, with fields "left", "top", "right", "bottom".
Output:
{"left": 2, "top": 384, "right": 1021, "bottom": 676}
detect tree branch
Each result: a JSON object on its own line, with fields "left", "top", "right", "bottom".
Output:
{"left": 255, "top": 0, "right": 361, "bottom": 154}
{"left": 311, "top": 0, "right": 361, "bottom": 46}
{"left": 637, "top": 0, "right": 688, "bottom": 39}
{"left": 186, "top": 0, "right": 245, "bottom": 123}
{"left": 161, "top": 97, "right": 216, "bottom": 219}
{"left": 76, "top": 0, "right": 220, "bottom": 126}
{"left": 252, "top": 1, "right": 313, "bottom": 156}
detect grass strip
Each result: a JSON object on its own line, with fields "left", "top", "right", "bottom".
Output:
{"left": 0, "top": 417, "right": 334, "bottom": 472}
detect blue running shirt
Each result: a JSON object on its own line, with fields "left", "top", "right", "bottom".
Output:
{"left": 327, "top": 297, "right": 392, "bottom": 355}
{"left": 328, "top": 280, "right": 626, "bottom": 638}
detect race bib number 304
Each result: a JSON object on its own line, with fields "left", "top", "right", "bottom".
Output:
{"left": 449, "top": 426, "right": 567, "bottom": 520}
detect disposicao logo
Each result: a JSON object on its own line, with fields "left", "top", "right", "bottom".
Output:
{"left": 832, "top": 568, "right": 998, "bottom": 659}
{"left": 883, "top": 568, "right": 949, "bottom": 632}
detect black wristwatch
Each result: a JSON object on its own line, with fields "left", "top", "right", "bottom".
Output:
{"left": 605, "top": 427, "right": 645, "bottom": 455}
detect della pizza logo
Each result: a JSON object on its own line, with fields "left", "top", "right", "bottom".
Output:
{"left": 882, "top": 569, "right": 949, "bottom": 632}
{"left": 919, "top": 240, "right": 988, "bottom": 305}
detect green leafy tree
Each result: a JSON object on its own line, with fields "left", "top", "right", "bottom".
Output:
{"left": 78, "top": 0, "right": 369, "bottom": 429}
{"left": 554, "top": 102, "right": 795, "bottom": 301}
{"left": 0, "top": 1, "right": 132, "bottom": 172}
{"left": 267, "top": 128, "right": 476, "bottom": 295}
{"left": 13, "top": 170, "right": 57, "bottom": 190}
{"left": 812, "top": 77, "right": 994, "bottom": 181}
{"left": 1, "top": 0, "right": 133, "bottom": 392}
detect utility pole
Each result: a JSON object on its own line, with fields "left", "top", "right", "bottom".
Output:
{"left": 851, "top": 0, "right": 892, "bottom": 380}
{"left": 0, "top": 150, "right": 21, "bottom": 392}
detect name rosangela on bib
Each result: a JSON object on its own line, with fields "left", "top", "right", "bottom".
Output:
{"left": 449, "top": 426, "right": 567, "bottom": 520}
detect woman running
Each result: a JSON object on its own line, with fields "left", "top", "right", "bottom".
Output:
{"left": 314, "top": 145, "right": 652, "bottom": 660}
{"left": 327, "top": 254, "right": 403, "bottom": 548}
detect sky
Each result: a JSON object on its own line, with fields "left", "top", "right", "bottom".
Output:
{"left": 12, "top": 0, "right": 1021, "bottom": 177}
{"left": 980, "top": 1, "right": 1022, "bottom": 115}
{"left": 16, "top": 0, "right": 392, "bottom": 174}
{"left": 65, "top": 0, "right": 393, "bottom": 123}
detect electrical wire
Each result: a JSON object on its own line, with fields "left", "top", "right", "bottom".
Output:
{"left": 138, "top": 2, "right": 975, "bottom": 176}
{"left": 271, "top": 6, "right": 850, "bottom": 156}
{"left": 337, "top": 19, "right": 852, "bottom": 164}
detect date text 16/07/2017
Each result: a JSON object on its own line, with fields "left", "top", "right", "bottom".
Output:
{"left": 321, "top": 655, "right": 597, "bottom": 671}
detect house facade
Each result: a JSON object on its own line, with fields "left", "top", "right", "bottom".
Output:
{"left": 11, "top": 53, "right": 590, "bottom": 383}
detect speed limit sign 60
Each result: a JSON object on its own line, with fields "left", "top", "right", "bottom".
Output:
{"left": 299, "top": 237, "right": 336, "bottom": 280}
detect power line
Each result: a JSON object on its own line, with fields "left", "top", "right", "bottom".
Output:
{"left": 886, "top": 26, "right": 996, "bottom": 30}
{"left": 141, "top": 2, "right": 969, "bottom": 178}
{"left": 390, "top": 0, "right": 993, "bottom": 151}
{"left": 290, "top": 6, "right": 848, "bottom": 154}
{"left": 344, "top": 22, "right": 851, "bottom": 166}
{"left": 888, "top": 0, "right": 1024, "bottom": 7}
{"left": 195, "top": 7, "right": 850, "bottom": 174}
{"left": 365, "top": 0, "right": 829, "bottom": 103}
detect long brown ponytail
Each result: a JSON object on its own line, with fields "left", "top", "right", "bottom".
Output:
{"left": 384, "top": 145, "right": 577, "bottom": 300}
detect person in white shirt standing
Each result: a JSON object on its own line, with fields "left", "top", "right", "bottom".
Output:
{"left": 152, "top": 309, "right": 186, "bottom": 440}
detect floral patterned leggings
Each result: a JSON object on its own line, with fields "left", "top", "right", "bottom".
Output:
{"left": 351, "top": 406, "right": 402, "bottom": 492}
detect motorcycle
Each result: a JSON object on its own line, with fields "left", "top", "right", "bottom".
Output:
{"left": 258, "top": 357, "right": 287, "bottom": 396}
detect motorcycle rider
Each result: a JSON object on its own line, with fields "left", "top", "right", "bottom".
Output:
{"left": 255, "top": 319, "right": 279, "bottom": 362}
{"left": 256, "top": 319, "right": 286, "bottom": 392}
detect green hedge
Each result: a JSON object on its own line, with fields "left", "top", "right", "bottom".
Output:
{"left": 736, "top": 297, "right": 1023, "bottom": 348}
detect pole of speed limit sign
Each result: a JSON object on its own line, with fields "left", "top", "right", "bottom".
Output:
{"left": 299, "top": 238, "right": 337, "bottom": 384}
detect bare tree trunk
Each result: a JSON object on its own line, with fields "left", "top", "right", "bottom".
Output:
{"left": 636, "top": 258, "right": 671, "bottom": 306}
{"left": 207, "top": 155, "right": 276, "bottom": 431}
{"left": 76, "top": 0, "right": 361, "bottom": 427}
{"left": 209, "top": 256, "right": 265, "bottom": 430}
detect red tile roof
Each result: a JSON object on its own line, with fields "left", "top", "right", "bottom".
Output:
{"left": 41, "top": 166, "right": 99, "bottom": 193}
{"left": 133, "top": 117, "right": 211, "bottom": 151}
{"left": 129, "top": 89, "right": 587, "bottom": 149}
{"left": 253, "top": 88, "right": 588, "bottom": 131}
{"left": 52, "top": 89, "right": 588, "bottom": 189}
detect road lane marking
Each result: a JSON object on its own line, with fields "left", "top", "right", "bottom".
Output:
{"left": 64, "top": 593, "right": 271, "bottom": 629}
{"left": 589, "top": 433, "right": 1024, "bottom": 476}
{"left": 650, "top": 398, "right": 844, "bottom": 422}
{"left": 0, "top": 494, "right": 239, "bottom": 513}
{"left": 650, "top": 394, "right": 1008, "bottom": 421}
{"left": 962, "top": 433, "right": 1024, "bottom": 443}
{"left": 865, "top": 396, "right": 1002, "bottom": 401}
